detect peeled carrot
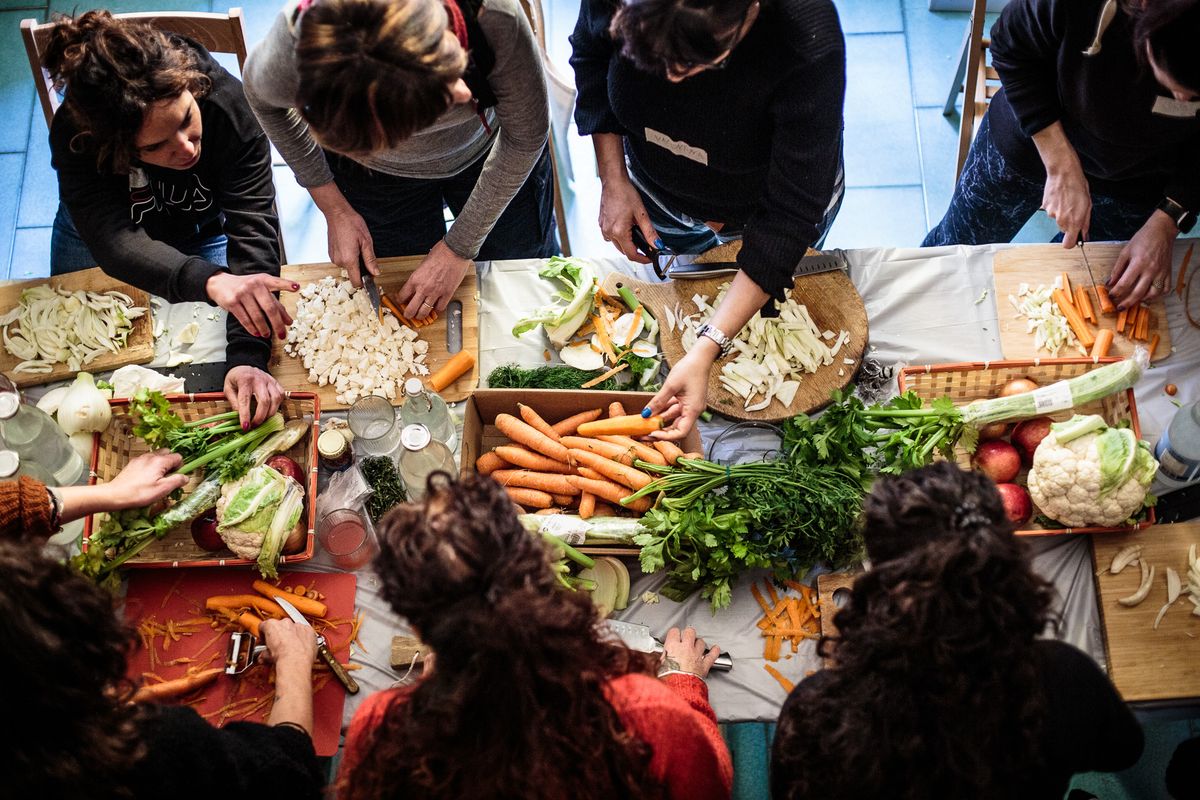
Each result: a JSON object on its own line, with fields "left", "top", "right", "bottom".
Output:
{"left": 652, "top": 440, "right": 686, "bottom": 466}
{"left": 1134, "top": 306, "right": 1149, "bottom": 341}
{"left": 565, "top": 475, "right": 652, "bottom": 513}
{"left": 579, "top": 492, "right": 596, "bottom": 520}
{"left": 595, "top": 435, "right": 668, "bottom": 466}
{"left": 1075, "top": 286, "right": 1096, "bottom": 323}
{"left": 560, "top": 436, "right": 637, "bottom": 466}
{"left": 608, "top": 402, "right": 627, "bottom": 419}
{"left": 1095, "top": 285, "right": 1115, "bottom": 314}
{"left": 551, "top": 409, "right": 604, "bottom": 436}
{"left": 1149, "top": 332, "right": 1161, "bottom": 358}
{"left": 569, "top": 448, "right": 654, "bottom": 491}
{"left": 429, "top": 351, "right": 475, "bottom": 392}
{"left": 238, "top": 612, "right": 261, "bottom": 637}
{"left": 1052, "top": 288, "right": 1095, "bottom": 348}
{"left": 252, "top": 579, "right": 328, "bottom": 618}
{"left": 205, "top": 595, "right": 285, "bottom": 619}
{"left": 1060, "top": 272, "right": 1073, "bottom": 299}
{"left": 493, "top": 445, "right": 573, "bottom": 474}
{"left": 1091, "top": 328, "right": 1114, "bottom": 358}
{"left": 489, "top": 469, "right": 581, "bottom": 496}
{"left": 578, "top": 414, "right": 664, "bottom": 438}
{"left": 132, "top": 667, "right": 222, "bottom": 703}
{"left": 504, "top": 486, "right": 553, "bottom": 509}
{"left": 496, "top": 414, "right": 571, "bottom": 462}
{"left": 1116, "top": 308, "right": 1129, "bottom": 333}
{"left": 550, "top": 493, "right": 577, "bottom": 508}
{"left": 475, "top": 451, "right": 507, "bottom": 475}
{"left": 518, "top": 403, "right": 562, "bottom": 443}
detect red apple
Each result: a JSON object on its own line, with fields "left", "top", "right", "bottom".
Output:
{"left": 266, "top": 455, "right": 306, "bottom": 488}
{"left": 995, "top": 483, "right": 1033, "bottom": 525}
{"left": 978, "top": 421, "right": 1010, "bottom": 440}
{"left": 1012, "top": 417, "right": 1053, "bottom": 466}
{"left": 972, "top": 440, "right": 1021, "bottom": 483}
{"left": 191, "top": 510, "right": 224, "bottom": 552}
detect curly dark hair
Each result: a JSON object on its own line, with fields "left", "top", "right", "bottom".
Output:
{"left": 341, "top": 472, "right": 663, "bottom": 800}
{"left": 41, "top": 10, "right": 211, "bottom": 173}
{"left": 771, "top": 462, "right": 1057, "bottom": 800}
{"left": 0, "top": 539, "right": 144, "bottom": 799}
{"left": 1129, "top": 0, "right": 1200, "bottom": 94}
{"left": 609, "top": 0, "right": 760, "bottom": 77}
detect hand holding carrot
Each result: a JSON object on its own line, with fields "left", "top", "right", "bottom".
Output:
{"left": 259, "top": 618, "right": 317, "bottom": 670}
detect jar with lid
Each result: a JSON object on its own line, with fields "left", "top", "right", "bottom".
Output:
{"left": 396, "top": 424, "right": 456, "bottom": 501}
{"left": 317, "top": 429, "right": 354, "bottom": 472}
{"left": 398, "top": 378, "right": 457, "bottom": 450}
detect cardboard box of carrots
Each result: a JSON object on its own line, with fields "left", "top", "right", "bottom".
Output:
{"left": 461, "top": 390, "right": 703, "bottom": 534}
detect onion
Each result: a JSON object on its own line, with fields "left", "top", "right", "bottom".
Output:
{"left": 999, "top": 378, "right": 1039, "bottom": 397}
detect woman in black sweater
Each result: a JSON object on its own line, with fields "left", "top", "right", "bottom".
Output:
{"left": 924, "top": 0, "right": 1200, "bottom": 312}
{"left": 570, "top": 0, "right": 846, "bottom": 439}
{"left": 771, "top": 462, "right": 1143, "bottom": 800}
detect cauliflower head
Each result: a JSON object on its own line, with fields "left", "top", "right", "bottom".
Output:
{"left": 1027, "top": 415, "right": 1157, "bottom": 527}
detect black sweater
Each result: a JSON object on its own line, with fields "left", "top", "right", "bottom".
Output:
{"left": 50, "top": 40, "right": 281, "bottom": 373}
{"left": 988, "top": 0, "right": 1200, "bottom": 212}
{"left": 570, "top": 0, "right": 845, "bottom": 303}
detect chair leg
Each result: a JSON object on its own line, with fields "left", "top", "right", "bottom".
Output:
{"left": 943, "top": 26, "right": 972, "bottom": 116}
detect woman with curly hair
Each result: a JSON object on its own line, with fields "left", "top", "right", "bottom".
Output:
{"left": 771, "top": 462, "right": 1143, "bottom": 800}
{"left": 337, "top": 473, "right": 733, "bottom": 800}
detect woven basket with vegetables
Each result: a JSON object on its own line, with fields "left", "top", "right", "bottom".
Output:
{"left": 81, "top": 392, "right": 319, "bottom": 577}
{"left": 899, "top": 358, "right": 1154, "bottom": 535}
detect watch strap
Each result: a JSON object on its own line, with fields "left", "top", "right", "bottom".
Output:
{"left": 697, "top": 323, "right": 734, "bottom": 357}
{"left": 1159, "top": 197, "right": 1196, "bottom": 233}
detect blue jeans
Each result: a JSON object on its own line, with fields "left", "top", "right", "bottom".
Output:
{"left": 923, "top": 113, "right": 1157, "bottom": 246}
{"left": 51, "top": 204, "right": 228, "bottom": 274}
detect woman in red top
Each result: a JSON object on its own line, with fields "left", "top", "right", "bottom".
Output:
{"left": 337, "top": 473, "right": 732, "bottom": 800}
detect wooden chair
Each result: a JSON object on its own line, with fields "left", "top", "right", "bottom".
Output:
{"left": 942, "top": 0, "right": 1002, "bottom": 179}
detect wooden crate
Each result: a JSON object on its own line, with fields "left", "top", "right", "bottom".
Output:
{"left": 898, "top": 358, "right": 1151, "bottom": 536}
{"left": 83, "top": 392, "right": 319, "bottom": 568}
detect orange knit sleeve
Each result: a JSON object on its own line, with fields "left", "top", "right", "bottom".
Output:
{"left": 0, "top": 475, "right": 55, "bottom": 543}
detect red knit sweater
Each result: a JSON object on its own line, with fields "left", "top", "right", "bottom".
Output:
{"left": 338, "top": 672, "right": 732, "bottom": 800}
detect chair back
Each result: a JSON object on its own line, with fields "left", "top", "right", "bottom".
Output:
{"left": 955, "top": 0, "right": 1001, "bottom": 178}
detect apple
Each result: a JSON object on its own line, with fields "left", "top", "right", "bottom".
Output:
{"left": 972, "top": 440, "right": 1021, "bottom": 483}
{"left": 266, "top": 455, "right": 306, "bottom": 488}
{"left": 996, "top": 483, "right": 1033, "bottom": 525}
{"left": 978, "top": 421, "right": 1010, "bottom": 440}
{"left": 191, "top": 510, "right": 224, "bottom": 552}
{"left": 1012, "top": 417, "right": 1053, "bottom": 466}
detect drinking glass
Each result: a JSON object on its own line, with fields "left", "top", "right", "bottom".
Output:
{"left": 317, "top": 508, "right": 379, "bottom": 571}
{"left": 348, "top": 396, "right": 401, "bottom": 456}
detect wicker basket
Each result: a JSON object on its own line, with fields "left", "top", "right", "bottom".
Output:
{"left": 897, "top": 358, "right": 1153, "bottom": 536}
{"left": 83, "top": 392, "right": 320, "bottom": 568}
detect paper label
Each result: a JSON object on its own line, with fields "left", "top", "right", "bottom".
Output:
{"left": 538, "top": 515, "right": 588, "bottom": 545}
{"left": 1032, "top": 381, "right": 1074, "bottom": 414}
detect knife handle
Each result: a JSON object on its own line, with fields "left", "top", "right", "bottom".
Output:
{"left": 318, "top": 642, "right": 359, "bottom": 694}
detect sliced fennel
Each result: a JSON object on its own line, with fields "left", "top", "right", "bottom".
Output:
{"left": 0, "top": 285, "right": 147, "bottom": 372}
{"left": 1008, "top": 284, "right": 1084, "bottom": 357}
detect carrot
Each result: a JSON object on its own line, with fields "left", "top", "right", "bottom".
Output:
{"left": 622, "top": 306, "right": 644, "bottom": 346}
{"left": 429, "top": 351, "right": 475, "bottom": 392}
{"left": 489, "top": 469, "right": 581, "bottom": 496}
{"left": 578, "top": 414, "right": 664, "bottom": 438}
{"left": 560, "top": 436, "right": 637, "bottom": 466}
{"left": 238, "top": 612, "right": 261, "bottom": 637}
{"left": 579, "top": 492, "right": 596, "bottom": 520}
{"left": 577, "top": 466, "right": 606, "bottom": 481}
{"left": 495, "top": 413, "right": 571, "bottom": 462}
{"left": 592, "top": 501, "right": 618, "bottom": 517}
{"left": 596, "top": 435, "right": 668, "bottom": 466}
{"left": 581, "top": 362, "right": 629, "bottom": 389}
{"left": 550, "top": 493, "right": 577, "bottom": 507}
{"left": 652, "top": 440, "right": 686, "bottom": 466}
{"left": 1052, "top": 288, "right": 1095, "bottom": 347}
{"left": 1075, "top": 286, "right": 1096, "bottom": 323}
{"left": 475, "top": 451, "right": 507, "bottom": 475}
{"left": 568, "top": 448, "right": 654, "bottom": 491}
{"left": 551, "top": 409, "right": 604, "bottom": 436}
{"left": 517, "top": 403, "right": 562, "bottom": 443}
{"left": 504, "top": 486, "right": 553, "bottom": 509}
{"left": 750, "top": 582, "right": 773, "bottom": 616}
{"left": 682, "top": 452, "right": 703, "bottom": 461}
{"left": 132, "top": 667, "right": 223, "bottom": 703}
{"left": 565, "top": 475, "right": 652, "bottom": 513}
{"left": 1116, "top": 307, "right": 1129, "bottom": 333}
{"left": 381, "top": 295, "right": 410, "bottom": 327}
{"left": 1149, "top": 332, "right": 1161, "bottom": 359}
{"left": 1091, "top": 328, "right": 1114, "bottom": 358}
{"left": 252, "top": 580, "right": 328, "bottom": 618}
{"left": 608, "top": 401, "right": 627, "bottom": 418}
{"left": 1059, "top": 271, "right": 1073, "bottom": 299}
{"left": 1095, "top": 285, "right": 1115, "bottom": 314}
{"left": 592, "top": 314, "right": 617, "bottom": 361}
{"left": 1134, "top": 305, "right": 1149, "bottom": 341}
{"left": 205, "top": 595, "right": 285, "bottom": 619}
{"left": 1177, "top": 242, "right": 1195, "bottom": 298}
{"left": 1142, "top": 308, "right": 1154, "bottom": 341}
{"left": 494, "top": 445, "right": 573, "bottom": 474}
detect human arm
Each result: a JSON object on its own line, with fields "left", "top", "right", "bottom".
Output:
{"left": 593, "top": 132, "right": 658, "bottom": 264}
{"left": 1106, "top": 209, "right": 1179, "bottom": 308}
{"left": 259, "top": 618, "right": 318, "bottom": 736}
{"left": 1031, "top": 122, "right": 1091, "bottom": 248}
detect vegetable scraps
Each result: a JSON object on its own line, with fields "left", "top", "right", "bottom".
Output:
{"left": 512, "top": 257, "right": 597, "bottom": 349}
{"left": 0, "top": 285, "right": 147, "bottom": 373}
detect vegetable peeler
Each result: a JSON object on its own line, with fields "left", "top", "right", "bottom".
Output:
{"left": 224, "top": 630, "right": 268, "bottom": 675}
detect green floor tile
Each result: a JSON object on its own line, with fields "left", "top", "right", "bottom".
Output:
{"left": 843, "top": 34, "right": 921, "bottom": 188}
{"left": 0, "top": 10, "right": 38, "bottom": 153}
{"left": 0, "top": 152, "right": 26, "bottom": 275}
{"left": 916, "top": 106, "right": 961, "bottom": 230}
{"left": 18, "top": 106, "right": 54, "bottom": 228}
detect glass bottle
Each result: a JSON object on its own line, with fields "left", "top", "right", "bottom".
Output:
{"left": 1155, "top": 401, "right": 1200, "bottom": 489}
{"left": 0, "top": 376, "right": 86, "bottom": 486}
{"left": 396, "top": 424, "right": 457, "bottom": 501}
{"left": 0, "top": 449, "right": 84, "bottom": 548}
{"left": 398, "top": 378, "right": 457, "bottom": 450}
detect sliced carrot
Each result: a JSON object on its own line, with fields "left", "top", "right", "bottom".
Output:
{"left": 1052, "top": 288, "right": 1095, "bottom": 348}
{"left": 750, "top": 582, "right": 773, "bottom": 616}
{"left": 579, "top": 492, "right": 596, "bottom": 520}
{"left": 1149, "top": 332, "right": 1161, "bottom": 359}
{"left": 429, "top": 351, "right": 475, "bottom": 392}
{"left": 252, "top": 580, "right": 328, "bottom": 618}
{"left": 493, "top": 445, "right": 573, "bottom": 474}
{"left": 503, "top": 486, "right": 553, "bottom": 509}
{"left": 1116, "top": 307, "right": 1129, "bottom": 333}
{"left": 1075, "top": 286, "right": 1096, "bottom": 323}
{"left": 1134, "top": 305, "right": 1149, "bottom": 341}
{"left": 622, "top": 306, "right": 644, "bottom": 346}
{"left": 592, "top": 314, "right": 617, "bottom": 361}
{"left": 475, "top": 451, "right": 507, "bottom": 475}
{"left": 1091, "top": 328, "right": 1113, "bottom": 358}
{"left": 581, "top": 362, "right": 629, "bottom": 389}
{"left": 551, "top": 409, "right": 604, "bottom": 436}
{"left": 764, "top": 580, "right": 780, "bottom": 606}
{"left": 495, "top": 414, "right": 571, "bottom": 462}
{"left": 517, "top": 403, "right": 562, "bottom": 443}
{"left": 1095, "top": 285, "right": 1115, "bottom": 314}
{"left": 238, "top": 612, "right": 262, "bottom": 637}
{"left": 490, "top": 469, "right": 581, "bottom": 496}
{"left": 1060, "top": 271, "right": 1073, "bottom": 299}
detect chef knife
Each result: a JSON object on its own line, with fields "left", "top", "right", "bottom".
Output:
{"left": 604, "top": 619, "right": 733, "bottom": 672}
{"left": 360, "top": 258, "right": 382, "bottom": 324}
{"left": 1078, "top": 237, "right": 1101, "bottom": 292}
{"left": 664, "top": 250, "right": 849, "bottom": 280}
{"left": 275, "top": 595, "right": 361, "bottom": 693}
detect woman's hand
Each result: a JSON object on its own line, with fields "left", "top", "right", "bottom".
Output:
{"left": 644, "top": 338, "right": 719, "bottom": 441}
{"left": 108, "top": 451, "right": 189, "bottom": 510}
{"left": 1031, "top": 122, "right": 1091, "bottom": 248}
{"left": 260, "top": 619, "right": 318, "bottom": 670}
{"left": 599, "top": 176, "right": 659, "bottom": 264}
{"left": 261, "top": 618, "right": 318, "bottom": 735}
{"left": 325, "top": 206, "right": 378, "bottom": 287}
{"left": 660, "top": 626, "right": 722, "bottom": 679}
{"left": 396, "top": 240, "right": 471, "bottom": 319}
{"left": 205, "top": 273, "right": 298, "bottom": 340}
{"left": 1108, "top": 210, "right": 1179, "bottom": 309}
{"left": 224, "top": 366, "right": 285, "bottom": 429}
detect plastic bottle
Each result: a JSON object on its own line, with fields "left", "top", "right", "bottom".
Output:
{"left": 397, "top": 424, "right": 456, "bottom": 501}
{"left": 398, "top": 378, "right": 457, "bottom": 450}
{"left": 0, "top": 376, "right": 86, "bottom": 486}
{"left": 1154, "top": 401, "right": 1200, "bottom": 489}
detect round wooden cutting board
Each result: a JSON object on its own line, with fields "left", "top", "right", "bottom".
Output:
{"left": 601, "top": 267, "right": 868, "bottom": 420}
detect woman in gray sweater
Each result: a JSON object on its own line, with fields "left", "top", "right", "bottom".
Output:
{"left": 243, "top": 0, "right": 557, "bottom": 319}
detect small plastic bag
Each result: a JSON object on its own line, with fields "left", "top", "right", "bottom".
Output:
{"left": 323, "top": 463, "right": 372, "bottom": 512}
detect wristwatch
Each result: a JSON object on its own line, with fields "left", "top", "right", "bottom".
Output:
{"left": 1158, "top": 197, "right": 1196, "bottom": 233}
{"left": 696, "top": 323, "right": 735, "bottom": 357}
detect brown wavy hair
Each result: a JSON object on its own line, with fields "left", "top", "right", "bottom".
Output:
{"left": 1129, "top": 0, "right": 1200, "bottom": 93}
{"left": 771, "top": 462, "right": 1057, "bottom": 800}
{"left": 295, "top": 0, "right": 467, "bottom": 156}
{"left": 41, "top": 10, "right": 210, "bottom": 174}
{"left": 341, "top": 472, "right": 663, "bottom": 800}
{"left": 609, "top": 0, "right": 759, "bottom": 76}
{"left": 0, "top": 539, "right": 144, "bottom": 799}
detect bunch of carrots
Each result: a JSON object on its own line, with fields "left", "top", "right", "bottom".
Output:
{"left": 475, "top": 402, "right": 699, "bottom": 516}
{"left": 1053, "top": 271, "right": 1160, "bottom": 359}
{"left": 750, "top": 578, "right": 822, "bottom": 694}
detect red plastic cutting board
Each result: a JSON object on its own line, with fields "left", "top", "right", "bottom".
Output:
{"left": 124, "top": 569, "right": 357, "bottom": 756}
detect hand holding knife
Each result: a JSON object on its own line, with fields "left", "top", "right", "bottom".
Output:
{"left": 275, "top": 596, "right": 360, "bottom": 694}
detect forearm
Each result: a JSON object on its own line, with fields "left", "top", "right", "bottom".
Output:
{"left": 308, "top": 182, "right": 356, "bottom": 218}
{"left": 56, "top": 483, "right": 128, "bottom": 524}
{"left": 1031, "top": 122, "right": 1081, "bottom": 177}
{"left": 593, "top": 133, "right": 630, "bottom": 185}
{"left": 267, "top": 660, "right": 315, "bottom": 736}
{"left": 711, "top": 271, "right": 771, "bottom": 340}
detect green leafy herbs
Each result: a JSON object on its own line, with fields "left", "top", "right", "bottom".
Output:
{"left": 362, "top": 456, "right": 407, "bottom": 523}
{"left": 487, "top": 364, "right": 623, "bottom": 391}
{"left": 130, "top": 389, "right": 244, "bottom": 463}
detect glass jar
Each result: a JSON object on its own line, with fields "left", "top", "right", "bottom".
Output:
{"left": 396, "top": 424, "right": 456, "bottom": 501}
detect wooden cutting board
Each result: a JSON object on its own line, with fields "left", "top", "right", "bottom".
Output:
{"left": 993, "top": 245, "right": 1170, "bottom": 362}
{"left": 1091, "top": 523, "right": 1200, "bottom": 703}
{"left": 601, "top": 268, "right": 867, "bottom": 420}
{"left": 273, "top": 258, "right": 479, "bottom": 407}
{"left": 816, "top": 571, "right": 857, "bottom": 667}
{"left": 0, "top": 268, "right": 154, "bottom": 387}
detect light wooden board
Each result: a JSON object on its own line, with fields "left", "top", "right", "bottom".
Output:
{"left": 816, "top": 571, "right": 858, "bottom": 668}
{"left": 1091, "top": 523, "right": 1200, "bottom": 703}
{"left": 0, "top": 268, "right": 154, "bottom": 387}
{"left": 993, "top": 245, "right": 1170, "bottom": 362}
{"left": 601, "top": 269, "right": 868, "bottom": 420}
{"left": 273, "top": 258, "right": 479, "bottom": 407}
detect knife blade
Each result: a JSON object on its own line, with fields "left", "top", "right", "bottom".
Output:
{"left": 275, "top": 596, "right": 361, "bottom": 694}
{"left": 360, "top": 262, "right": 382, "bottom": 324}
{"left": 603, "top": 619, "right": 733, "bottom": 672}
{"left": 1078, "top": 238, "right": 1100, "bottom": 292}
{"left": 665, "top": 250, "right": 848, "bottom": 281}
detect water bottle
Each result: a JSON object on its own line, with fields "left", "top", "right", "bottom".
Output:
{"left": 0, "top": 376, "right": 86, "bottom": 486}
{"left": 397, "top": 424, "right": 457, "bottom": 501}
{"left": 398, "top": 378, "right": 457, "bottom": 450}
{"left": 1154, "top": 401, "right": 1200, "bottom": 489}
